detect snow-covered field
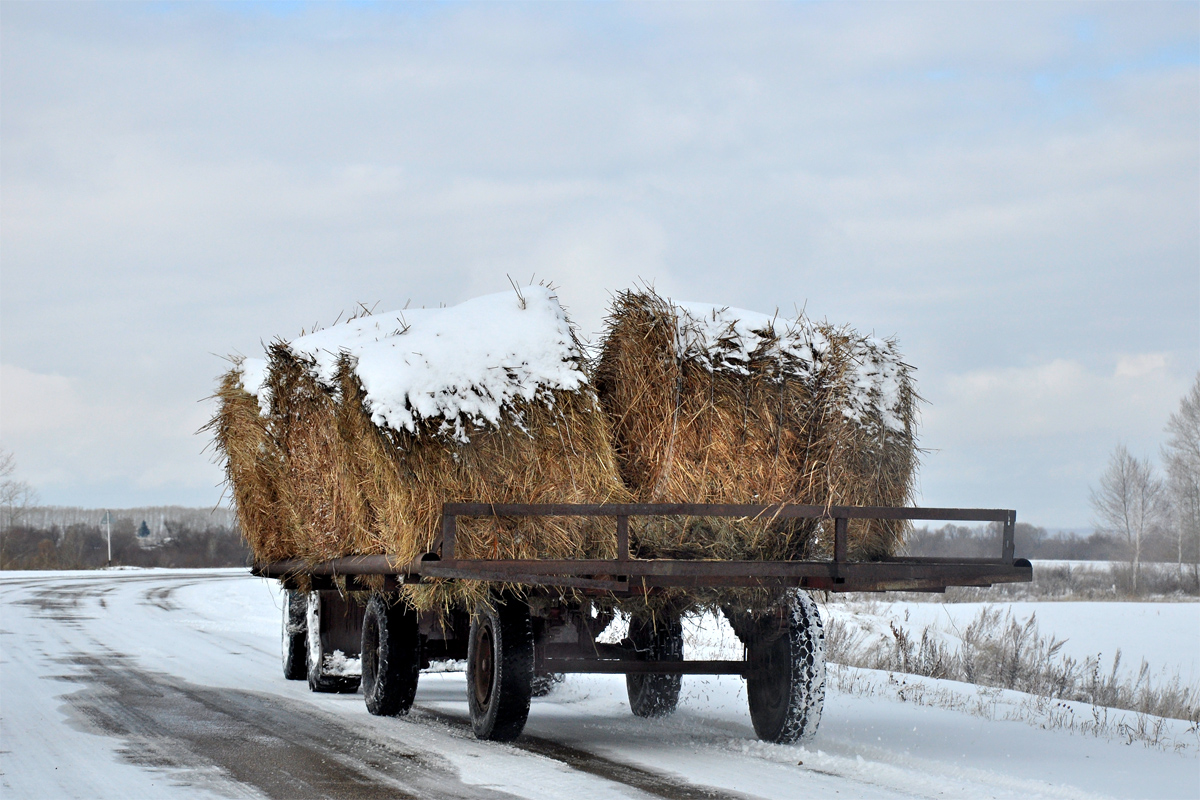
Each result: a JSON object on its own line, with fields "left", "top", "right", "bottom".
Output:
{"left": 2, "top": 569, "right": 1198, "bottom": 799}
{"left": 831, "top": 599, "right": 1200, "bottom": 687}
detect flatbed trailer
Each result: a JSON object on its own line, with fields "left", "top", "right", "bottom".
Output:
{"left": 253, "top": 503, "right": 1032, "bottom": 743}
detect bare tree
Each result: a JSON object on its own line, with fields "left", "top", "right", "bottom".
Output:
{"left": 1089, "top": 445, "right": 1167, "bottom": 594}
{"left": 0, "top": 448, "right": 40, "bottom": 531}
{"left": 1163, "top": 374, "right": 1200, "bottom": 578}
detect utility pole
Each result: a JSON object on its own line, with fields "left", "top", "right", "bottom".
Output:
{"left": 102, "top": 510, "right": 112, "bottom": 565}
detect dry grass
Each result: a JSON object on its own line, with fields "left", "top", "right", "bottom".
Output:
{"left": 212, "top": 287, "right": 918, "bottom": 617}
{"left": 330, "top": 355, "right": 629, "bottom": 613}
{"left": 824, "top": 605, "right": 1200, "bottom": 724}
{"left": 594, "top": 289, "right": 918, "bottom": 566}
{"left": 264, "top": 344, "right": 376, "bottom": 560}
{"left": 210, "top": 323, "right": 630, "bottom": 614}
{"left": 829, "top": 333, "right": 920, "bottom": 558}
{"left": 207, "top": 365, "right": 292, "bottom": 563}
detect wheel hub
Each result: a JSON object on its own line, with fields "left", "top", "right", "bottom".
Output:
{"left": 473, "top": 624, "right": 494, "bottom": 708}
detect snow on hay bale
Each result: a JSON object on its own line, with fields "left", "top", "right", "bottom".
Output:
{"left": 594, "top": 289, "right": 918, "bottom": 562}
{"left": 210, "top": 286, "right": 628, "bottom": 610}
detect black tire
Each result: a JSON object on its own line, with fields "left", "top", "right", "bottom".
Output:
{"left": 625, "top": 614, "right": 683, "bottom": 718}
{"left": 307, "top": 593, "right": 362, "bottom": 694}
{"left": 466, "top": 595, "right": 533, "bottom": 741}
{"left": 530, "top": 672, "right": 564, "bottom": 698}
{"left": 282, "top": 590, "right": 308, "bottom": 681}
{"left": 361, "top": 594, "right": 422, "bottom": 716}
{"left": 744, "top": 591, "right": 825, "bottom": 744}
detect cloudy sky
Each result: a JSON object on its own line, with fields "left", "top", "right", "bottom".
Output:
{"left": 2, "top": 2, "right": 1196, "bottom": 528}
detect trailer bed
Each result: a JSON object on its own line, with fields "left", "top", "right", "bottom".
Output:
{"left": 254, "top": 503, "right": 1031, "bottom": 744}
{"left": 254, "top": 502, "right": 1033, "bottom": 594}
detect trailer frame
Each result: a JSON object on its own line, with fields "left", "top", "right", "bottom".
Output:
{"left": 256, "top": 503, "right": 1032, "bottom": 742}
{"left": 255, "top": 502, "right": 1030, "bottom": 596}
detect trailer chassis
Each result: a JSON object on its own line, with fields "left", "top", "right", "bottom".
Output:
{"left": 253, "top": 503, "right": 1032, "bottom": 743}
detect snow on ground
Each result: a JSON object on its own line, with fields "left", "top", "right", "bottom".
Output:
{"left": 2, "top": 569, "right": 1197, "bottom": 799}
{"left": 829, "top": 598, "right": 1200, "bottom": 687}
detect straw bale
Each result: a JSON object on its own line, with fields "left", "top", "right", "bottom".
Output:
{"left": 595, "top": 289, "right": 918, "bottom": 565}
{"left": 827, "top": 333, "right": 919, "bottom": 558}
{"left": 332, "top": 356, "right": 628, "bottom": 613}
{"left": 207, "top": 365, "right": 293, "bottom": 562}
{"left": 261, "top": 343, "right": 376, "bottom": 562}
{"left": 211, "top": 288, "right": 629, "bottom": 613}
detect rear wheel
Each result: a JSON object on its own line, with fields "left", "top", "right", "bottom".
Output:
{"left": 466, "top": 595, "right": 533, "bottom": 741}
{"left": 282, "top": 590, "right": 308, "bottom": 681}
{"left": 744, "top": 591, "right": 825, "bottom": 743}
{"left": 625, "top": 614, "right": 683, "bottom": 717}
{"left": 307, "top": 592, "right": 362, "bottom": 694}
{"left": 361, "top": 594, "right": 422, "bottom": 716}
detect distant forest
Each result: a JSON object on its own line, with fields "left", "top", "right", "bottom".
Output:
{"left": 902, "top": 521, "right": 1183, "bottom": 562}
{"left": 1, "top": 506, "right": 1192, "bottom": 571}
{"left": 0, "top": 506, "right": 249, "bottom": 570}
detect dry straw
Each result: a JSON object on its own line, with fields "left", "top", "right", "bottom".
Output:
{"left": 210, "top": 286, "right": 917, "bottom": 618}
{"left": 208, "top": 365, "right": 294, "bottom": 562}
{"left": 594, "top": 289, "right": 918, "bottom": 568}
{"left": 330, "top": 353, "right": 628, "bottom": 613}
{"left": 209, "top": 293, "right": 629, "bottom": 613}
{"left": 828, "top": 332, "right": 920, "bottom": 559}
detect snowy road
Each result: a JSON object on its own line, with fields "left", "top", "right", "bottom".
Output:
{"left": 2, "top": 570, "right": 1197, "bottom": 799}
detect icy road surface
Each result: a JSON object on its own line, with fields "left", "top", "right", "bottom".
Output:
{"left": 2, "top": 569, "right": 1197, "bottom": 799}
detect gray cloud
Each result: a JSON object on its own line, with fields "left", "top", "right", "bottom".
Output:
{"left": 2, "top": 2, "right": 1195, "bottom": 524}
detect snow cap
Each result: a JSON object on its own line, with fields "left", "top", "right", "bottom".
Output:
{"left": 252, "top": 286, "right": 587, "bottom": 440}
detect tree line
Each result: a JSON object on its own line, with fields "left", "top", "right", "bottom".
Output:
{"left": 904, "top": 522, "right": 1137, "bottom": 562}
{"left": 0, "top": 516, "right": 251, "bottom": 570}
{"left": 2, "top": 375, "right": 1197, "bottom": 577}
{"left": 1089, "top": 374, "right": 1200, "bottom": 592}
{"left": 1, "top": 452, "right": 250, "bottom": 569}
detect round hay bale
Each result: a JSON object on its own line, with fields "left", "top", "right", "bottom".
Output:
{"left": 210, "top": 287, "right": 631, "bottom": 613}
{"left": 595, "top": 289, "right": 918, "bottom": 563}
{"left": 261, "top": 342, "right": 376, "bottom": 563}
{"left": 207, "top": 363, "right": 293, "bottom": 563}
{"left": 334, "top": 358, "right": 627, "bottom": 613}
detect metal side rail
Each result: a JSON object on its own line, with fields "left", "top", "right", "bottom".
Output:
{"left": 251, "top": 502, "right": 1033, "bottom": 594}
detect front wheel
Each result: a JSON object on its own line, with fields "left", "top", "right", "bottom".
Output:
{"left": 361, "top": 594, "right": 422, "bottom": 716}
{"left": 466, "top": 595, "right": 533, "bottom": 741}
{"left": 743, "top": 591, "right": 825, "bottom": 744}
{"left": 625, "top": 614, "right": 683, "bottom": 717}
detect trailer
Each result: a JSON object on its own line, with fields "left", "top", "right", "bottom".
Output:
{"left": 254, "top": 502, "right": 1032, "bottom": 743}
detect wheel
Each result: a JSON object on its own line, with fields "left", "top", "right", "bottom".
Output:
{"left": 307, "top": 592, "right": 362, "bottom": 694}
{"left": 282, "top": 589, "right": 308, "bottom": 681}
{"left": 361, "top": 594, "right": 422, "bottom": 716}
{"left": 625, "top": 614, "right": 683, "bottom": 717}
{"left": 466, "top": 595, "right": 533, "bottom": 741}
{"left": 531, "top": 672, "right": 564, "bottom": 698}
{"left": 744, "top": 591, "right": 825, "bottom": 743}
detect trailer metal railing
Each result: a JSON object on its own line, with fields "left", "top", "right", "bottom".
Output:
{"left": 255, "top": 503, "right": 1031, "bottom": 595}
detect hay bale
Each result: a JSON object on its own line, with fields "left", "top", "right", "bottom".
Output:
{"left": 595, "top": 289, "right": 917, "bottom": 562}
{"left": 207, "top": 361, "right": 294, "bottom": 563}
{"left": 830, "top": 333, "right": 920, "bottom": 558}
{"left": 212, "top": 286, "right": 629, "bottom": 612}
{"left": 260, "top": 342, "right": 376, "bottom": 562}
